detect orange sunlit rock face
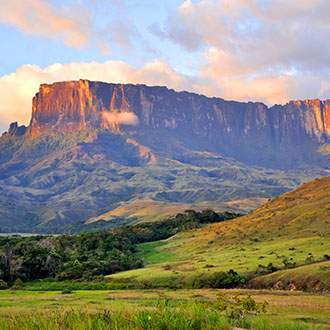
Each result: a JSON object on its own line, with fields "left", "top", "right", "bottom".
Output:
{"left": 24, "top": 79, "right": 330, "bottom": 167}
{"left": 29, "top": 80, "right": 136, "bottom": 136}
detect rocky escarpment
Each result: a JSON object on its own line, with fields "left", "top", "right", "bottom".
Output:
{"left": 25, "top": 80, "right": 330, "bottom": 168}
{"left": 0, "top": 80, "right": 329, "bottom": 233}
{"left": 2, "top": 122, "right": 27, "bottom": 137}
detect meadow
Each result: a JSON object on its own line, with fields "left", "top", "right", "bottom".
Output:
{"left": 109, "top": 234, "right": 330, "bottom": 291}
{"left": 0, "top": 178, "right": 329, "bottom": 329}
{"left": 109, "top": 177, "right": 330, "bottom": 291}
{"left": 0, "top": 289, "right": 329, "bottom": 329}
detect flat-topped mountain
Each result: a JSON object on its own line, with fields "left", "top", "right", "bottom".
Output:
{"left": 26, "top": 80, "right": 330, "bottom": 167}
{"left": 0, "top": 80, "right": 329, "bottom": 233}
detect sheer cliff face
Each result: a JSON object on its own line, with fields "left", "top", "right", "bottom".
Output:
{"left": 1, "top": 80, "right": 330, "bottom": 232}
{"left": 30, "top": 80, "right": 330, "bottom": 139}
{"left": 28, "top": 80, "right": 330, "bottom": 167}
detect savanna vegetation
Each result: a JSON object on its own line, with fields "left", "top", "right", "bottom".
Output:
{"left": 0, "top": 289, "right": 329, "bottom": 330}
{"left": 109, "top": 177, "right": 330, "bottom": 292}
{"left": 0, "top": 179, "right": 329, "bottom": 329}
{"left": 0, "top": 210, "right": 237, "bottom": 285}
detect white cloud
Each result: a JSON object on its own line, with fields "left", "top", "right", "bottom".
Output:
{"left": 0, "top": 0, "right": 92, "bottom": 48}
{"left": 102, "top": 112, "right": 139, "bottom": 126}
{"left": 156, "top": 0, "right": 330, "bottom": 104}
{"left": 0, "top": 60, "right": 187, "bottom": 130}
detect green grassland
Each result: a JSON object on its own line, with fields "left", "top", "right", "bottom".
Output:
{"left": 109, "top": 177, "right": 330, "bottom": 291}
{"left": 250, "top": 261, "right": 330, "bottom": 291}
{"left": 0, "top": 289, "right": 329, "bottom": 329}
{"left": 0, "top": 177, "right": 329, "bottom": 329}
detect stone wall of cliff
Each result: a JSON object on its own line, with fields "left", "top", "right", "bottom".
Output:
{"left": 29, "top": 80, "right": 329, "bottom": 138}
{"left": 24, "top": 80, "right": 330, "bottom": 167}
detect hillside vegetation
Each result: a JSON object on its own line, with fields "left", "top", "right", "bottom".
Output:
{"left": 110, "top": 177, "right": 330, "bottom": 291}
{"left": 1, "top": 289, "right": 329, "bottom": 329}
{"left": 1, "top": 130, "right": 312, "bottom": 233}
{"left": 0, "top": 210, "right": 236, "bottom": 284}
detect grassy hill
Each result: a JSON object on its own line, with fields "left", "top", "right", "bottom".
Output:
{"left": 249, "top": 261, "right": 330, "bottom": 291}
{"left": 109, "top": 176, "right": 330, "bottom": 290}
{"left": 86, "top": 198, "right": 266, "bottom": 225}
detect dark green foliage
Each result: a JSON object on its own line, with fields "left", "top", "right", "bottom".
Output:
{"left": 61, "top": 288, "right": 72, "bottom": 294}
{"left": 0, "top": 210, "right": 238, "bottom": 283}
{"left": 256, "top": 262, "right": 278, "bottom": 275}
{"left": 188, "top": 270, "right": 247, "bottom": 289}
{"left": 0, "top": 279, "right": 7, "bottom": 289}
{"left": 282, "top": 257, "right": 296, "bottom": 269}
{"left": 305, "top": 253, "right": 315, "bottom": 264}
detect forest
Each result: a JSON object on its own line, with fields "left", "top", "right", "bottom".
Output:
{"left": 0, "top": 210, "right": 238, "bottom": 284}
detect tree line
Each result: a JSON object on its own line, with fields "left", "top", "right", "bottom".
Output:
{"left": 0, "top": 210, "right": 238, "bottom": 283}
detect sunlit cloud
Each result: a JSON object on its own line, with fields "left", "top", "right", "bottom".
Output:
{"left": 155, "top": 0, "right": 330, "bottom": 104}
{"left": 102, "top": 112, "right": 139, "bottom": 126}
{"left": 0, "top": 0, "right": 92, "bottom": 48}
{"left": 1, "top": 0, "right": 330, "bottom": 133}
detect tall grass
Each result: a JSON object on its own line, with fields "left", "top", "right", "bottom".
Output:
{"left": 0, "top": 302, "right": 312, "bottom": 330}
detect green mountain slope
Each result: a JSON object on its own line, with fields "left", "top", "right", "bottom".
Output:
{"left": 1, "top": 130, "right": 321, "bottom": 233}
{"left": 110, "top": 176, "right": 330, "bottom": 290}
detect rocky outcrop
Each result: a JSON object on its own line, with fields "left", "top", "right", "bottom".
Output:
{"left": 28, "top": 80, "right": 330, "bottom": 167}
{"left": 2, "top": 122, "right": 27, "bottom": 137}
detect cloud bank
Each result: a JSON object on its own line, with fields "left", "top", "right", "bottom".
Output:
{"left": 1, "top": 0, "right": 330, "bottom": 132}
{"left": 156, "top": 0, "right": 330, "bottom": 104}
{"left": 0, "top": 0, "right": 91, "bottom": 48}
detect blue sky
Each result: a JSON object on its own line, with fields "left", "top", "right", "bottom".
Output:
{"left": 0, "top": 0, "right": 193, "bottom": 130}
{"left": 0, "top": 0, "right": 196, "bottom": 76}
{"left": 0, "top": 0, "right": 330, "bottom": 132}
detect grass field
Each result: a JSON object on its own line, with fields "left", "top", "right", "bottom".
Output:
{"left": 250, "top": 261, "right": 330, "bottom": 291}
{"left": 109, "top": 234, "right": 330, "bottom": 288}
{"left": 0, "top": 289, "right": 329, "bottom": 329}
{"left": 109, "top": 177, "right": 330, "bottom": 291}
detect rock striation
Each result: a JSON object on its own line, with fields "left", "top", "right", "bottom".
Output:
{"left": 26, "top": 80, "right": 330, "bottom": 167}
{"left": 0, "top": 80, "right": 329, "bottom": 232}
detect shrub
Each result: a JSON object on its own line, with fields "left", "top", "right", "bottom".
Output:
{"left": 213, "top": 294, "right": 268, "bottom": 326}
{"left": 61, "top": 288, "right": 72, "bottom": 294}
{"left": 0, "top": 279, "right": 8, "bottom": 290}
{"left": 189, "top": 270, "right": 246, "bottom": 289}
{"left": 256, "top": 262, "right": 278, "bottom": 275}
{"left": 282, "top": 257, "right": 296, "bottom": 269}
{"left": 11, "top": 278, "right": 24, "bottom": 290}
{"left": 305, "top": 253, "right": 315, "bottom": 264}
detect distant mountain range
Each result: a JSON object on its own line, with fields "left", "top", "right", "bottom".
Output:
{"left": 0, "top": 80, "right": 329, "bottom": 233}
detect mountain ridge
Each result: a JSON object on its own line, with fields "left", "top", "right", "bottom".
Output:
{"left": 0, "top": 80, "right": 329, "bottom": 232}
{"left": 3, "top": 80, "right": 330, "bottom": 141}
{"left": 5, "top": 80, "right": 328, "bottom": 169}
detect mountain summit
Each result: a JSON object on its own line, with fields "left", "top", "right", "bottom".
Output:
{"left": 26, "top": 80, "right": 330, "bottom": 167}
{"left": 0, "top": 81, "right": 329, "bottom": 232}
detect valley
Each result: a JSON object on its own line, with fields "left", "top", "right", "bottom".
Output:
{"left": 0, "top": 176, "right": 329, "bottom": 329}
